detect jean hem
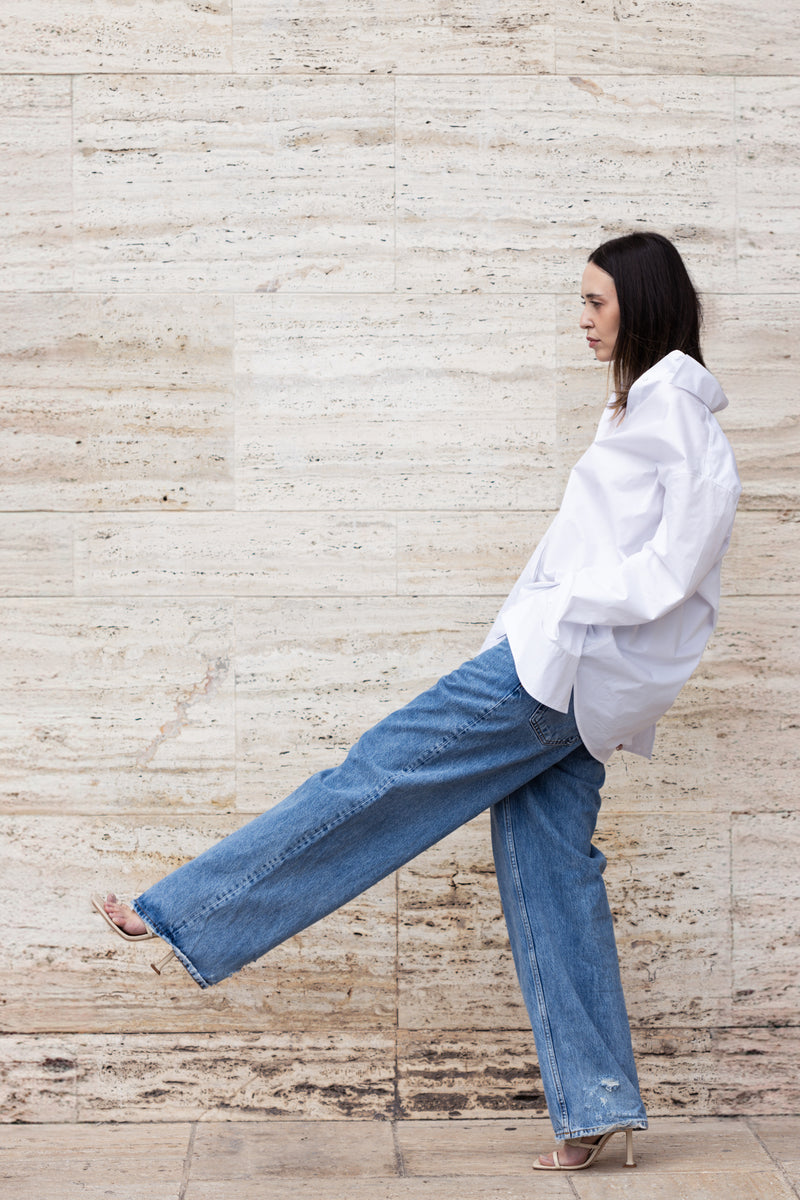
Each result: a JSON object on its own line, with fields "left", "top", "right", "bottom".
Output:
{"left": 555, "top": 1118, "right": 649, "bottom": 1141}
{"left": 132, "top": 899, "right": 210, "bottom": 989}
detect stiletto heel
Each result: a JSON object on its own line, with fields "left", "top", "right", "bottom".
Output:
{"left": 150, "top": 949, "right": 176, "bottom": 975}
{"left": 625, "top": 1128, "right": 636, "bottom": 1167}
{"left": 533, "top": 1128, "right": 637, "bottom": 1172}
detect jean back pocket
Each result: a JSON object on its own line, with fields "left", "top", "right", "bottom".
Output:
{"left": 529, "top": 702, "right": 580, "bottom": 748}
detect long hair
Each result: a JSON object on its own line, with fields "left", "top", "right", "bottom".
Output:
{"left": 588, "top": 232, "right": 705, "bottom": 417}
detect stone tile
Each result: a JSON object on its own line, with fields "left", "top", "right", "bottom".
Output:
{"left": 731, "top": 812, "right": 800, "bottom": 1019}
{"left": 601, "top": 598, "right": 800, "bottom": 814}
{"left": 394, "top": 1116, "right": 551, "bottom": 1175}
{"left": 0, "top": 76, "right": 72, "bottom": 290}
{"left": 234, "top": 293, "right": 558, "bottom": 511}
{"left": 557, "top": 0, "right": 800, "bottom": 75}
{"left": 635, "top": 1025, "right": 800, "bottom": 1115}
{"left": 0, "top": 814, "right": 233, "bottom": 1030}
{"left": 233, "top": 2, "right": 556, "bottom": 74}
{"left": 0, "top": 1038, "right": 79, "bottom": 1122}
{"left": 749, "top": 1116, "right": 800, "bottom": 1187}
{"left": 186, "top": 1179, "right": 571, "bottom": 1200}
{"left": 398, "top": 1025, "right": 800, "bottom": 1119}
{"left": 0, "top": 293, "right": 234, "bottom": 511}
{"left": 737, "top": 79, "right": 800, "bottom": 292}
{"left": 397, "top": 815, "right": 527, "bottom": 1032}
{"left": 73, "top": 75, "right": 394, "bottom": 292}
{"left": 723, "top": 510, "right": 799, "bottom": 595}
{"left": 0, "top": 1122, "right": 191, "bottom": 1200}
{"left": 396, "top": 809, "right": 733, "bottom": 1031}
{"left": 1, "top": 814, "right": 395, "bottom": 1033}
{"left": 73, "top": 513, "right": 397, "bottom": 596}
{"left": 396, "top": 76, "right": 736, "bottom": 293}
{"left": 702, "top": 293, "right": 800, "bottom": 510}
{"left": 0, "top": 515, "right": 73, "bottom": 596}
{"left": 397, "top": 510, "right": 551, "bottom": 596}
{"left": 597, "top": 1118, "right": 766, "bottom": 1172}
{"left": 572, "top": 1171, "right": 797, "bottom": 1200}
{"left": 0, "top": 1, "right": 232, "bottom": 72}
{"left": 235, "top": 596, "right": 496, "bottom": 806}
{"left": 597, "top": 814, "right": 732, "bottom": 1027}
{"left": 397, "top": 1030, "right": 548, "bottom": 1118}
{"left": 70, "top": 1032, "right": 396, "bottom": 1121}
{"left": 748, "top": 1114, "right": 800, "bottom": 1160}
{"left": 0, "top": 1037, "right": 396, "bottom": 1121}
{"left": 402, "top": 509, "right": 792, "bottom": 603}
{"left": 0, "top": 600, "right": 235, "bottom": 813}
{"left": 189, "top": 1119, "right": 396, "bottom": 1178}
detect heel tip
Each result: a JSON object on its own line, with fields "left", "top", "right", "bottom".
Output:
{"left": 150, "top": 964, "right": 161, "bottom": 975}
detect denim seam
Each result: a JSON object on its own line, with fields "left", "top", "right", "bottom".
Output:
{"left": 529, "top": 703, "right": 580, "bottom": 748}
{"left": 398, "top": 681, "right": 524, "bottom": 776}
{"left": 499, "top": 796, "right": 569, "bottom": 1130}
{"left": 167, "top": 678, "right": 527, "bottom": 936}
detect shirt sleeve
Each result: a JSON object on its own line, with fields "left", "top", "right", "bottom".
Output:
{"left": 547, "top": 468, "right": 740, "bottom": 633}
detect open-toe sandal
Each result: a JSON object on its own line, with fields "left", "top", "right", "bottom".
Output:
{"left": 90, "top": 893, "right": 175, "bottom": 975}
{"left": 533, "top": 1128, "right": 636, "bottom": 1171}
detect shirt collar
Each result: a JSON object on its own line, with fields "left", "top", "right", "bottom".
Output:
{"left": 625, "top": 351, "right": 729, "bottom": 414}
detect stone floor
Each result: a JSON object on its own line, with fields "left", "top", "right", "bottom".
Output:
{"left": 2, "top": 1115, "right": 799, "bottom": 1199}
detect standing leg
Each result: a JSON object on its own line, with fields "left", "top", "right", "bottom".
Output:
{"left": 491, "top": 743, "right": 647, "bottom": 1140}
{"left": 133, "top": 641, "right": 588, "bottom": 988}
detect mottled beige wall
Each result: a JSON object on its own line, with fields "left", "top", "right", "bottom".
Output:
{"left": 1, "top": 2, "right": 798, "bottom": 1123}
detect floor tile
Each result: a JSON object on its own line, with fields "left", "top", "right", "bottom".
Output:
{"left": 189, "top": 1119, "right": 396, "bottom": 1179}
{"left": 186, "top": 1179, "right": 572, "bottom": 1200}
{"left": 394, "top": 1116, "right": 551, "bottom": 1175}
{"left": 0, "top": 1122, "right": 191, "bottom": 1200}
{"left": 572, "top": 1169, "right": 798, "bottom": 1200}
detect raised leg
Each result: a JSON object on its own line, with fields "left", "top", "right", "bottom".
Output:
{"left": 133, "top": 641, "right": 588, "bottom": 988}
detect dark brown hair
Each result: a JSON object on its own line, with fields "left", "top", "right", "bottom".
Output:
{"left": 588, "top": 232, "right": 705, "bottom": 416}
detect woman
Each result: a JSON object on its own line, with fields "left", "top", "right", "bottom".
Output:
{"left": 94, "top": 231, "right": 741, "bottom": 1172}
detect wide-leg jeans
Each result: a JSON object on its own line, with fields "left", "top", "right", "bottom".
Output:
{"left": 134, "top": 638, "right": 648, "bottom": 1139}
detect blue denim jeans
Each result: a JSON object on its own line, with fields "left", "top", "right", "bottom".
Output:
{"left": 134, "top": 638, "right": 647, "bottom": 1139}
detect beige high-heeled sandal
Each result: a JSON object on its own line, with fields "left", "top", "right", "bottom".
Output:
{"left": 90, "top": 893, "right": 176, "bottom": 975}
{"left": 533, "top": 1128, "right": 636, "bottom": 1171}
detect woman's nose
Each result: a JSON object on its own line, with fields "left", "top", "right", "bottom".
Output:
{"left": 579, "top": 306, "right": 592, "bottom": 329}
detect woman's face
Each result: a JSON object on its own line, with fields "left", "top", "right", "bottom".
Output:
{"left": 579, "top": 262, "right": 620, "bottom": 362}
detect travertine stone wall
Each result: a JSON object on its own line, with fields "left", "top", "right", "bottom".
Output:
{"left": 1, "top": 2, "right": 798, "bottom": 1122}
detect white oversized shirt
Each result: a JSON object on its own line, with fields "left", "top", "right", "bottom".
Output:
{"left": 481, "top": 351, "right": 742, "bottom": 763}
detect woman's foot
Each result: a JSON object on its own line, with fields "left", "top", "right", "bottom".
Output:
{"left": 535, "top": 1138, "right": 599, "bottom": 1169}
{"left": 102, "top": 893, "right": 148, "bottom": 938}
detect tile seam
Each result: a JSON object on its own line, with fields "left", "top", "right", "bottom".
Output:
{"left": 177, "top": 1120, "right": 197, "bottom": 1200}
